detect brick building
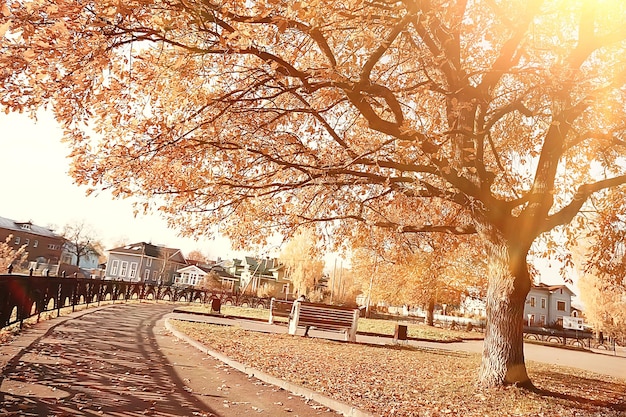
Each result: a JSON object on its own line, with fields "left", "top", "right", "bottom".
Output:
{"left": 0, "top": 215, "right": 65, "bottom": 267}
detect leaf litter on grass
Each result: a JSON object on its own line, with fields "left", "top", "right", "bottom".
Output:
{"left": 170, "top": 320, "right": 625, "bottom": 417}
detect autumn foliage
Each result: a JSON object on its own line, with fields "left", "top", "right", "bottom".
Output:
{"left": 0, "top": 235, "right": 28, "bottom": 273}
{"left": 2, "top": 0, "right": 626, "bottom": 387}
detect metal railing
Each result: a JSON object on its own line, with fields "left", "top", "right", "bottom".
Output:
{"left": 0, "top": 274, "right": 269, "bottom": 329}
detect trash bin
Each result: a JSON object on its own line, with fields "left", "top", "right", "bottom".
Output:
{"left": 211, "top": 298, "right": 221, "bottom": 314}
{"left": 394, "top": 324, "right": 408, "bottom": 341}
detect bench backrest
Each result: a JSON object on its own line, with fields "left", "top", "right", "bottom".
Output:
{"left": 289, "top": 301, "right": 359, "bottom": 342}
{"left": 298, "top": 303, "right": 357, "bottom": 328}
{"left": 268, "top": 298, "right": 293, "bottom": 324}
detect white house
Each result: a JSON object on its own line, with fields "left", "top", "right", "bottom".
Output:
{"left": 175, "top": 265, "right": 211, "bottom": 286}
{"left": 524, "top": 283, "right": 576, "bottom": 327}
{"left": 174, "top": 263, "right": 238, "bottom": 290}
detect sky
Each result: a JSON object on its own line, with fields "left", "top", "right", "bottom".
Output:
{"left": 0, "top": 111, "right": 240, "bottom": 260}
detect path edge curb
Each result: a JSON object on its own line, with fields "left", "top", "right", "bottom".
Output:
{"left": 164, "top": 318, "right": 374, "bottom": 417}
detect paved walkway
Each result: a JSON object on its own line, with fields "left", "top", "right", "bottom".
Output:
{"left": 0, "top": 304, "right": 342, "bottom": 416}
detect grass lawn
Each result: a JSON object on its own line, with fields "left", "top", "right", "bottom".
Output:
{"left": 179, "top": 304, "right": 482, "bottom": 342}
{"left": 170, "top": 319, "right": 626, "bottom": 417}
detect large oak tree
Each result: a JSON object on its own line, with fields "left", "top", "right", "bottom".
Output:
{"left": 2, "top": 0, "right": 625, "bottom": 387}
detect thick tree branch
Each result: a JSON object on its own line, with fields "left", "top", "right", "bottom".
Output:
{"left": 542, "top": 175, "right": 626, "bottom": 233}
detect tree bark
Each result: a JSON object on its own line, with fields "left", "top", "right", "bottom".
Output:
{"left": 477, "top": 227, "right": 533, "bottom": 388}
{"left": 425, "top": 298, "right": 435, "bottom": 326}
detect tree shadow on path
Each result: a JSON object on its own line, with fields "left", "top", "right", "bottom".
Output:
{"left": 530, "top": 369, "right": 626, "bottom": 413}
{"left": 0, "top": 303, "right": 221, "bottom": 416}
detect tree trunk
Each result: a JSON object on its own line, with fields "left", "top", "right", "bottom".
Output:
{"left": 425, "top": 298, "right": 435, "bottom": 326}
{"left": 477, "top": 229, "right": 533, "bottom": 388}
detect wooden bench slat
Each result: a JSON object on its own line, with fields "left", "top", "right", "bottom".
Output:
{"left": 271, "top": 298, "right": 359, "bottom": 342}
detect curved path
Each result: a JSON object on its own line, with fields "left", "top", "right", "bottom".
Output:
{"left": 0, "top": 303, "right": 341, "bottom": 416}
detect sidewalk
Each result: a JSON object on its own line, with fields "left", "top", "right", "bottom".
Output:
{"left": 0, "top": 303, "right": 344, "bottom": 416}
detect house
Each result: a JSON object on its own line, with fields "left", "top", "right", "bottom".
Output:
{"left": 0, "top": 215, "right": 65, "bottom": 269}
{"left": 219, "top": 257, "right": 290, "bottom": 295}
{"left": 174, "top": 263, "right": 238, "bottom": 291}
{"left": 240, "top": 257, "right": 288, "bottom": 294}
{"left": 105, "top": 242, "right": 187, "bottom": 285}
{"left": 524, "top": 283, "right": 576, "bottom": 327}
{"left": 60, "top": 241, "right": 103, "bottom": 271}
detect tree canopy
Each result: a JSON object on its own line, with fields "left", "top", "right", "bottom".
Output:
{"left": 61, "top": 220, "right": 100, "bottom": 266}
{"left": 0, "top": 235, "right": 28, "bottom": 272}
{"left": 2, "top": 0, "right": 625, "bottom": 388}
{"left": 350, "top": 228, "right": 486, "bottom": 323}
{"left": 279, "top": 228, "right": 325, "bottom": 296}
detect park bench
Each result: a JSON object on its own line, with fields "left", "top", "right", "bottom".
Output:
{"left": 288, "top": 301, "right": 360, "bottom": 342}
{"left": 268, "top": 298, "right": 293, "bottom": 324}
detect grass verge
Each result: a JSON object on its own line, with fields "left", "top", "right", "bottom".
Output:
{"left": 170, "top": 319, "right": 625, "bottom": 417}
{"left": 178, "top": 304, "right": 482, "bottom": 342}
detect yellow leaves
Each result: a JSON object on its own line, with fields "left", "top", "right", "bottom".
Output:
{"left": 22, "top": 48, "right": 36, "bottom": 62}
{"left": 0, "top": 21, "right": 10, "bottom": 38}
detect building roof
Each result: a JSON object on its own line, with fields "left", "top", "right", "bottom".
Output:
{"left": 532, "top": 282, "right": 576, "bottom": 296}
{"left": 244, "top": 256, "right": 283, "bottom": 275}
{"left": 177, "top": 264, "right": 212, "bottom": 274}
{"left": 0, "top": 215, "right": 62, "bottom": 239}
{"left": 108, "top": 242, "right": 187, "bottom": 263}
{"left": 176, "top": 264, "right": 237, "bottom": 279}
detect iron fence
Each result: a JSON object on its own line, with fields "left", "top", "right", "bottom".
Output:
{"left": 0, "top": 274, "right": 269, "bottom": 329}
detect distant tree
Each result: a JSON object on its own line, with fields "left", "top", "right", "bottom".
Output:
{"left": 256, "top": 282, "right": 277, "bottom": 298}
{"left": 578, "top": 272, "right": 626, "bottom": 342}
{"left": 61, "top": 221, "right": 100, "bottom": 267}
{"left": 187, "top": 250, "right": 209, "bottom": 264}
{"left": 328, "top": 264, "right": 360, "bottom": 305}
{"left": 351, "top": 230, "right": 485, "bottom": 323}
{"left": 111, "top": 237, "right": 129, "bottom": 249}
{"left": 573, "top": 189, "right": 626, "bottom": 341}
{"left": 279, "top": 228, "right": 325, "bottom": 296}
{"left": 0, "top": 235, "right": 28, "bottom": 273}
{"left": 198, "top": 270, "right": 222, "bottom": 291}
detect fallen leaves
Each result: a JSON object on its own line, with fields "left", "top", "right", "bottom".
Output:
{"left": 171, "top": 320, "right": 626, "bottom": 417}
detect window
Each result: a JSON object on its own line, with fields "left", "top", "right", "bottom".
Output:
{"left": 529, "top": 296, "right": 536, "bottom": 307}
{"left": 541, "top": 298, "right": 546, "bottom": 309}
{"left": 144, "top": 269, "right": 150, "bottom": 281}
{"left": 557, "top": 301, "right": 566, "bottom": 311}
{"left": 223, "top": 279, "right": 235, "bottom": 291}
{"left": 146, "top": 258, "right": 153, "bottom": 267}
{"left": 528, "top": 314, "right": 535, "bottom": 325}
{"left": 24, "top": 238, "right": 29, "bottom": 246}
{"left": 152, "top": 270, "right": 158, "bottom": 281}
{"left": 120, "top": 261, "right": 128, "bottom": 277}
{"left": 129, "top": 262, "right": 138, "bottom": 278}
{"left": 540, "top": 315, "right": 546, "bottom": 325}
{"left": 14, "top": 236, "right": 20, "bottom": 245}
{"left": 48, "top": 243, "right": 60, "bottom": 250}
{"left": 33, "top": 240, "right": 38, "bottom": 248}
{"left": 111, "top": 260, "right": 119, "bottom": 275}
